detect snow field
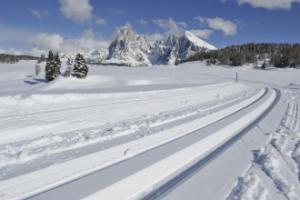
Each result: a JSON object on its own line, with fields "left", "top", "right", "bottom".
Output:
{"left": 0, "top": 86, "right": 257, "bottom": 170}
{"left": 2, "top": 60, "right": 300, "bottom": 199}
{"left": 84, "top": 89, "right": 276, "bottom": 200}
{"left": 0, "top": 88, "right": 267, "bottom": 200}
{"left": 0, "top": 82, "right": 246, "bottom": 144}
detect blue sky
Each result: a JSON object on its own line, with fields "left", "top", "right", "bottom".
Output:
{"left": 0, "top": 0, "right": 300, "bottom": 54}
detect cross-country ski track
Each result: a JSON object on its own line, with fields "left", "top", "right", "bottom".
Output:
{"left": 0, "top": 85, "right": 281, "bottom": 200}
{"left": 2, "top": 60, "right": 300, "bottom": 200}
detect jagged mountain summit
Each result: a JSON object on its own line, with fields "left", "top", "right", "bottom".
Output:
{"left": 104, "top": 26, "right": 152, "bottom": 66}
{"left": 86, "top": 26, "right": 216, "bottom": 67}
{"left": 152, "top": 31, "right": 216, "bottom": 65}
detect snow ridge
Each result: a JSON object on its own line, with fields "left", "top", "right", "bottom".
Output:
{"left": 227, "top": 86, "right": 300, "bottom": 200}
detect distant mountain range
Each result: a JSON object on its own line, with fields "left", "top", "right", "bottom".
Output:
{"left": 86, "top": 26, "right": 216, "bottom": 66}
{"left": 0, "top": 26, "right": 216, "bottom": 67}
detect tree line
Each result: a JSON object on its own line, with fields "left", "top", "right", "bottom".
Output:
{"left": 0, "top": 54, "right": 38, "bottom": 63}
{"left": 177, "top": 43, "right": 300, "bottom": 68}
{"left": 44, "top": 50, "right": 89, "bottom": 82}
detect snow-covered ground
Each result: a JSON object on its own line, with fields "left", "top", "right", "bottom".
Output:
{"left": 1, "top": 60, "right": 300, "bottom": 199}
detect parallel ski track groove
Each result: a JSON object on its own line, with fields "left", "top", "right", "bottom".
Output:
{"left": 143, "top": 88, "right": 280, "bottom": 200}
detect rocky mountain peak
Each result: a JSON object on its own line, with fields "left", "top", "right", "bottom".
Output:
{"left": 106, "top": 26, "right": 152, "bottom": 66}
{"left": 99, "top": 27, "right": 216, "bottom": 66}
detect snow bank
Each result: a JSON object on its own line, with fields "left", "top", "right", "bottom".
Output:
{"left": 42, "top": 75, "right": 155, "bottom": 91}
{"left": 0, "top": 82, "right": 238, "bottom": 106}
{"left": 226, "top": 172, "right": 268, "bottom": 200}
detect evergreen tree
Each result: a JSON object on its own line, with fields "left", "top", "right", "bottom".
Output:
{"left": 261, "top": 61, "right": 266, "bottom": 70}
{"left": 54, "top": 53, "right": 61, "bottom": 76}
{"left": 218, "top": 52, "right": 229, "bottom": 65}
{"left": 72, "top": 54, "right": 88, "bottom": 78}
{"left": 178, "top": 43, "right": 300, "bottom": 68}
{"left": 45, "top": 51, "right": 61, "bottom": 81}
{"left": 231, "top": 52, "right": 245, "bottom": 66}
{"left": 45, "top": 50, "right": 55, "bottom": 81}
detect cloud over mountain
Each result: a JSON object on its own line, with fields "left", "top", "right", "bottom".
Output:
{"left": 196, "top": 16, "right": 237, "bottom": 36}
{"left": 59, "top": 0, "right": 93, "bottom": 23}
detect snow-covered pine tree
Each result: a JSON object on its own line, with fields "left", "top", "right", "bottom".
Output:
{"left": 45, "top": 50, "right": 56, "bottom": 81}
{"left": 54, "top": 53, "right": 61, "bottom": 77}
{"left": 72, "top": 54, "right": 88, "bottom": 78}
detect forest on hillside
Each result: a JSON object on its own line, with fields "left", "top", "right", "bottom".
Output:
{"left": 0, "top": 54, "right": 39, "bottom": 64}
{"left": 177, "top": 43, "right": 300, "bottom": 68}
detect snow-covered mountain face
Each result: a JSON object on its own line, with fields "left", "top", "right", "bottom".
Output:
{"left": 86, "top": 49, "right": 108, "bottom": 64}
{"left": 85, "top": 27, "right": 216, "bottom": 67}
{"left": 105, "top": 26, "right": 152, "bottom": 66}
{"left": 152, "top": 31, "right": 216, "bottom": 65}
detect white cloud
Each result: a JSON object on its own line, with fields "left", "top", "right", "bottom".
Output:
{"left": 177, "top": 22, "right": 188, "bottom": 28}
{"left": 29, "top": 48, "right": 47, "bottom": 56}
{"left": 196, "top": 16, "right": 237, "bottom": 36}
{"left": 30, "top": 10, "right": 48, "bottom": 19}
{"left": 28, "top": 29, "right": 110, "bottom": 54}
{"left": 28, "top": 33, "right": 64, "bottom": 51}
{"left": 59, "top": 0, "right": 93, "bottom": 23}
{"left": 137, "top": 19, "right": 148, "bottom": 25}
{"left": 64, "top": 28, "right": 110, "bottom": 52}
{"left": 95, "top": 17, "right": 106, "bottom": 25}
{"left": 189, "top": 29, "right": 213, "bottom": 39}
{"left": 229, "top": 0, "right": 300, "bottom": 10}
{"left": 153, "top": 18, "right": 187, "bottom": 35}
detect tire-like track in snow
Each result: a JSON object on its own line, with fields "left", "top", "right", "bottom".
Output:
{"left": 26, "top": 88, "right": 277, "bottom": 200}
{"left": 143, "top": 88, "right": 281, "bottom": 200}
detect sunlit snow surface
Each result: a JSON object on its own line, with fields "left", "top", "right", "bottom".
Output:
{"left": 1, "top": 60, "right": 300, "bottom": 199}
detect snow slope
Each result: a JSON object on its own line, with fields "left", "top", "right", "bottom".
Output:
{"left": 1, "top": 60, "right": 300, "bottom": 199}
{"left": 184, "top": 31, "right": 216, "bottom": 50}
{"left": 151, "top": 31, "right": 216, "bottom": 65}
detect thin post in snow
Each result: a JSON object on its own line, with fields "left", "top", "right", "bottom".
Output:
{"left": 235, "top": 72, "right": 238, "bottom": 83}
